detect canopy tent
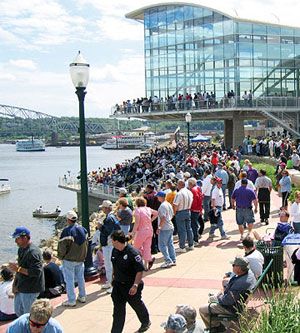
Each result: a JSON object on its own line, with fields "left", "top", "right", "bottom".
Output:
{"left": 190, "top": 134, "right": 211, "bottom": 142}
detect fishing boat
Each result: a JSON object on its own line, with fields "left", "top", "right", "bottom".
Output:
{"left": 32, "top": 210, "right": 60, "bottom": 218}
{"left": 0, "top": 179, "right": 11, "bottom": 195}
{"left": 16, "top": 138, "right": 45, "bottom": 152}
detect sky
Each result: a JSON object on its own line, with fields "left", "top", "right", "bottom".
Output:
{"left": 1, "top": 0, "right": 300, "bottom": 118}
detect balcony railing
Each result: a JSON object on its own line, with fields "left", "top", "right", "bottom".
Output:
{"left": 59, "top": 177, "right": 121, "bottom": 198}
{"left": 111, "top": 97, "right": 300, "bottom": 116}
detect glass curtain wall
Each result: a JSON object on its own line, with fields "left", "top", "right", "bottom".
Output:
{"left": 143, "top": 4, "right": 300, "bottom": 99}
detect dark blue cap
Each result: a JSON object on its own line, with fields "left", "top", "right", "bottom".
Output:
{"left": 155, "top": 191, "right": 166, "bottom": 197}
{"left": 11, "top": 226, "right": 30, "bottom": 238}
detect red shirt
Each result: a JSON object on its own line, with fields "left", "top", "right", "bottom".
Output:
{"left": 190, "top": 186, "right": 203, "bottom": 212}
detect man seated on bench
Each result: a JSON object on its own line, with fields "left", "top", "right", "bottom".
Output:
{"left": 199, "top": 256, "right": 256, "bottom": 333}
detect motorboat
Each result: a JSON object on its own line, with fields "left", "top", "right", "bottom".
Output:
{"left": 16, "top": 138, "right": 45, "bottom": 152}
{"left": 32, "top": 208, "right": 61, "bottom": 218}
{"left": 102, "top": 135, "right": 155, "bottom": 150}
{"left": 0, "top": 179, "right": 11, "bottom": 195}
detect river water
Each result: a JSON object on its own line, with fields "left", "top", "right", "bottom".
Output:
{"left": 0, "top": 144, "right": 140, "bottom": 265}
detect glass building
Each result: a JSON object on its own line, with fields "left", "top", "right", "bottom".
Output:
{"left": 126, "top": 3, "right": 300, "bottom": 100}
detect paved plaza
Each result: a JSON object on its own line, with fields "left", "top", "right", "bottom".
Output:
{"left": 0, "top": 192, "right": 285, "bottom": 332}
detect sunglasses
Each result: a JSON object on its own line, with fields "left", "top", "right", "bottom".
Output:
{"left": 29, "top": 317, "right": 48, "bottom": 328}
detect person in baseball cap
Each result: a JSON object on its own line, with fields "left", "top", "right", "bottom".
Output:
{"left": 66, "top": 210, "right": 78, "bottom": 222}
{"left": 230, "top": 256, "right": 250, "bottom": 269}
{"left": 11, "top": 226, "right": 30, "bottom": 239}
{"left": 99, "top": 200, "right": 113, "bottom": 209}
{"left": 155, "top": 191, "right": 166, "bottom": 197}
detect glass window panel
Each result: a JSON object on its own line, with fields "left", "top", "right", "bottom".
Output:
{"left": 294, "top": 29, "right": 300, "bottom": 37}
{"left": 253, "top": 24, "right": 266, "bottom": 35}
{"left": 267, "top": 44, "right": 281, "bottom": 59}
{"left": 185, "top": 28, "right": 194, "bottom": 42}
{"left": 193, "top": 7, "right": 203, "bottom": 19}
{"left": 281, "top": 37, "right": 294, "bottom": 44}
{"left": 183, "top": 5, "right": 194, "bottom": 20}
{"left": 238, "top": 42, "right": 253, "bottom": 58}
{"left": 214, "top": 46, "right": 224, "bottom": 60}
{"left": 223, "top": 19, "right": 234, "bottom": 35}
{"left": 238, "top": 23, "right": 252, "bottom": 34}
{"left": 281, "top": 44, "right": 295, "bottom": 59}
{"left": 174, "top": 7, "right": 184, "bottom": 25}
{"left": 240, "top": 59, "right": 251, "bottom": 66}
{"left": 267, "top": 26, "right": 280, "bottom": 35}
{"left": 203, "top": 24, "right": 213, "bottom": 38}
{"left": 176, "top": 30, "right": 184, "bottom": 43}
{"left": 215, "top": 60, "right": 224, "bottom": 68}
{"left": 253, "top": 43, "right": 267, "bottom": 59}
{"left": 213, "top": 21, "right": 223, "bottom": 37}
{"left": 224, "top": 44, "right": 235, "bottom": 59}
{"left": 223, "top": 35, "right": 235, "bottom": 43}
{"left": 157, "top": 9, "right": 166, "bottom": 27}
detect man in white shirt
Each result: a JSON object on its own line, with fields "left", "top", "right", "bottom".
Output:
{"left": 242, "top": 237, "right": 264, "bottom": 278}
{"left": 234, "top": 172, "right": 256, "bottom": 192}
{"left": 208, "top": 178, "right": 230, "bottom": 240}
{"left": 173, "top": 179, "right": 194, "bottom": 253}
{"left": 201, "top": 170, "right": 213, "bottom": 221}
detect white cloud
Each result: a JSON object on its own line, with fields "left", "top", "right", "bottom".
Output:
{"left": 9, "top": 59, "right": 37, "bottom": 70}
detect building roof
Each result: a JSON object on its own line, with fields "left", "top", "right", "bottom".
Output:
{"left": 126, "top": 2, "right": 299, "bottom": 29}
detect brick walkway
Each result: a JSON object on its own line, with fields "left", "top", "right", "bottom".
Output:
{"left": 0, "top": 191, "right": 284, "bottom": 333}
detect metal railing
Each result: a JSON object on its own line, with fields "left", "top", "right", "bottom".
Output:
{"left": 59, "top": 177, "right": 121, "bottom": 198}
{"left": 111, "top": 97, "right": 300, "bottom": 116}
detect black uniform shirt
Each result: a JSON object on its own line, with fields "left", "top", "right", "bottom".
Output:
{"left": 111, "top": 244, "right": 145, "bottom": 283}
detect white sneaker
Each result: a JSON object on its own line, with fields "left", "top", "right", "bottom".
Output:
{"left": 169, "top": 261, "right": 177, "bottom": 266}
{"left": 106, "top": 287, "right": 113, "bottom": 294}
{"left": 175, "top": 247, "right": 186, "bottom": 253}
{"left": 101, "top": 283, "right": 111, "bottom": 289}
{"left": 187, "top": 246, "right": 194, "bottom": 251}
{"left": 160, "top": 262, "right": 171, "bottom": 268}
{"left": 221, "top": 235, "right": 231, "bottom": 240}
{"left": 193, "top": 241, "right": 200, "bottom": 246}
{"left": 77, "top": 296, "right": 86, "bottom": 303}
{"left": 62, "top": 300, "right": 76, "bottom": 307}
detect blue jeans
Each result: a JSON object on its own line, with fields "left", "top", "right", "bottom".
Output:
{"left": 14, "top": 292, "right": 39, "bottom": 317}
{"left": 158, "top": 229, "right": 176, "bottom": 264}
{"left": 203, "top": 196, "right": 211, "bottom": 221}
{"left": 209, "top": 207, "right": 226, "bottom": 237}
{"left": 102, "top": 245, "right": 113, "bottom": 284}
{"left": 120, "top": 225, "right": 130, "bottom": 235}
{"left": 228, "top": 189, "right": 234, "bottom": 207}
{"left": 191, "top": 211, "right": 200, "bottom": 242}
{"left": 175, "top": 210, "right": 194, "bottom": 248}
{"left": 62, "top": 260, "right": 86, "bottom": 303}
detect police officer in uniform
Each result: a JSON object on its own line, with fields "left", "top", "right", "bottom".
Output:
{"left": 110, "top": 230, "right": 151, "bottom": 333}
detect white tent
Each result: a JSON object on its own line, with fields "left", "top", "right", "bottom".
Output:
{"left": 190, "top": 134, "right": 211, "bottom": 142}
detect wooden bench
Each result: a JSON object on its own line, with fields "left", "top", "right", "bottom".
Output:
{"left": 207, "top": 258, "right": 274, "bottom": 333}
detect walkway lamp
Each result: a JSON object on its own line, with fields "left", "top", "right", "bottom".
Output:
{"left": 69, "top": 51, "right": 97, "bottom": 278}
{"left": 185, "top": 112, "right": 192, "bottom": 152}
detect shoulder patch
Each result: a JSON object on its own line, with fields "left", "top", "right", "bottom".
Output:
{"left": 134, "top": 255, "right": 142, "bottom": 263}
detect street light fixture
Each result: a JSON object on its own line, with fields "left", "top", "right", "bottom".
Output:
{"left": 185, "top": 112, "right": 192, "bottom": 152}
{"left": 69, "top": 51, "right": 97, "bottom": 278}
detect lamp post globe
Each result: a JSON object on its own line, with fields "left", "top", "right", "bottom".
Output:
{"left": 185, "top": 112, "right": 192, "bottom": 152}
{"left": 69, "top": 51, "right": 97, "bottom": 278}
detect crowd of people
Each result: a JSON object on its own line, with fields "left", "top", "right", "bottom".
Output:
{"left": 2, "top": 136, "right": 300, "bottom": 332}
{"left": 112, "top": 90, "right": 257, "bottom": 115}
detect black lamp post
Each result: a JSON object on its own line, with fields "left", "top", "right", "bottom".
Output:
{"left": 69, "top": 51, "right": 97, "bottom": 278}
{"left": 185, "top": 112, "right": 192, "bottom": 152}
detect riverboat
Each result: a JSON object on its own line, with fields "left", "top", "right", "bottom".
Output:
{"left": 0, "top": 179, "right": 11, "bottom": 195}
{"left": 16, "top": 138, "right": 45, "bottom": 152}
{"left": 101, "top": 135, "right": 155, "bottom": 150}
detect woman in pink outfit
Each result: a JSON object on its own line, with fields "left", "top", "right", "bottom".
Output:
{"left": 131, "top": 197, "right": 158, "bottom": 270}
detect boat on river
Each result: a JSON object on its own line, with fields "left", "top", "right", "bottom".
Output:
{"left": 0, "top": 179, "right": 11, "bottom": 195}
{"left": 16, "top": 138, "right": 45, "bottom": 152}
{"left": 101, "top": 135, "right": 155, "bottom": 150}
{"left": 32, "top": 211, "right": 60, "bottom": 218}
